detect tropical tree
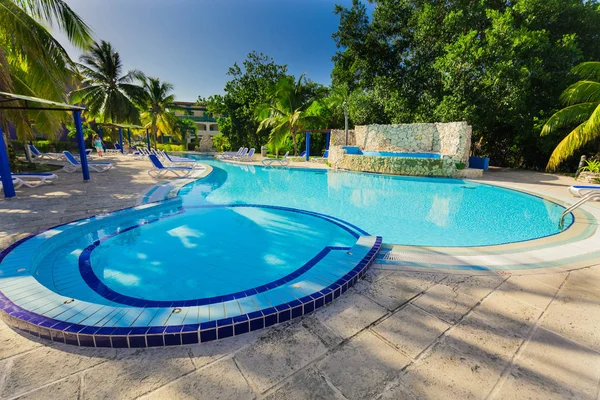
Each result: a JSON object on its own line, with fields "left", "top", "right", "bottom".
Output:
{"left": 138, "top": 76, "right": 179, "bottom": 147}
{"left": 0, "top": 0, "right": 93, "bottom": 140}
{"left": 177, "top": 118, "right": 197, "bottom": 144}
{"left": 255, "top": 74, "right": 325, "bottom": 156}
{"left": 326, "top": 84, "right": 350, "bottom": 144}
{"left": 69, "top": 41, "right": 144, "bottom": 126}
{"left": 541, "top": 62, "right": 600, "bottom": 170}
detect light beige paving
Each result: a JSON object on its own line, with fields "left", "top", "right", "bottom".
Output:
{"left": 1, "top": 163, "right": 600, "bottom": 399}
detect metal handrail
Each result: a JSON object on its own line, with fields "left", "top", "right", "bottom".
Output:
{"left": 559, "top": 191, "right": 600, "bottom": 229}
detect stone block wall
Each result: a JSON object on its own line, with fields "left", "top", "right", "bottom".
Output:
{"left": 330, "top": 129, "right": 355, "bottom": 146}
{"left": 328, "top": 121, "right": 473, "bottom": 177}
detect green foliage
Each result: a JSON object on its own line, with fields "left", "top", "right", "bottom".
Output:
{"left": 28, "top": 140, "right": 79, "bottom": 153}
{"left": 66, "top": 122, "right": 95, "bottom": 140}
{"left": 455, "top": 162, "right": 466, "bottom": 170}
{"left": 256, "top": 74, "right": 327, "bottom": 155}
{"left": 69, "top": 41, "right": 144, "bottom": 125}
{"left": 0, "top": 0, "right": 93, "bottom": 140}
{"left": 332, "top": 0, "right": 600, "bottom": 170}
{"left": 177, "top": 118, "right": 197, "bottom": 143}
{"left": 579, "top": 159, "right": 600, "bottom": 173}
{"left": 204, "top": 51, "right": 288, "bottom": 149}
{"left": 138, "top": 75, "right": 180, "bottom": 147}
{"left": 212, "top": 133, "right": 231, "bottom": 152}
{"left": 541, "top": 62, "right": 600, "bottom": 169}
{"left": 156, "top": 143, "right": 186, "bottom": 152}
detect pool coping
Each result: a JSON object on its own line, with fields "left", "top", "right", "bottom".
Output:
{"left": 0, "top": 199, "right": 382, "bottom": 348}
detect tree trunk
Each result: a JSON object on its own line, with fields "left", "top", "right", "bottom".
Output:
{"left": 152, "top": 117, "right": 158, "bottom": 149}
{"left": 291, "top": 129, "right": 298, "bottom": 156}
{"left": 23, "top": 140, "right": 33, "bottom": 163}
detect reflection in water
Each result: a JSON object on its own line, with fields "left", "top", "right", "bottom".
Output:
{"left": 180, "top": 158, "right": 571, "bottom": 246}
{"left": 167, "top": 225, "right": 204, "bottom": 248}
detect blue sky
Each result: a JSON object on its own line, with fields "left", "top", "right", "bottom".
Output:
{"left": 55, "top": 0, "right": 366, "bottom": 102}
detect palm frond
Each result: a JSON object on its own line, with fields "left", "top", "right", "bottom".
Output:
{"left": 572, "top": 62, "right": 600, "bottom": 82}
{"left": 560, "top": 81, "right": 600, "bottom": 106}
{"left": 546, "top": 121, "right": 599, "bottom": 170}
{"left": 541, "top": 103, "right": 598, "bottom": 136}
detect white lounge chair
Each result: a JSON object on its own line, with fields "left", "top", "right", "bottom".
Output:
{"left": 289, "top": 150, "right": 307, "bottom": 161}
{"left": 223, "top": 147, "right": 246, "bottom": 160}
{"left": 236, "top": 148, "right": 255, "bottom": 162}
{"left": 310, "top": 150, "right": 329, "bottom": 162}
{"left": 262, "top": 151, "right": 290, "bottom": 167}
{"left": 162, "top": 151, "right": 205, "bottom": 169}
{"left": 148, "top": 154, "right": 194, "bottom": 178}
{"left": 218, "top": 147, "right": 244, "bottom": 159}
{"left": 62, "top": 151, "right": 112, "bottom": 173}
{"left": 3, "top": 173, "right": 58, "bottom": 187}
{"left": 568, "top": 185, "right": 600, "bottom": 198}
{"left": 0, "top": 177, "right": 24, "bottom": 192}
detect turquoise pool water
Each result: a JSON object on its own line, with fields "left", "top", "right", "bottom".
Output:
{"left": 178, "top": 155, "right": 571, "bottom": 246}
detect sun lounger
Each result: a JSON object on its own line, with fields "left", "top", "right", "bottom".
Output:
{"left": 0, "top": 177, "right": 23, "bottom": 192}
{"left": 310, "top": 150, "right": 329, "bottom": 162}
{"left": 148, "top": 154, "right": 194, "bottom": 178}
{"left": 262, "top": 151, "right": 290, "bottom": 166}
{"left": 5, "top": 173, "right": 58, "bottom": 187}
{"left": 568, "top": 185, "right": 600, "bottom": 198}
{"left": 236, "top": 148, "right": 255, "bottom": 162}
{"left": 62, "top": 151, "right": 112, "bottom": 173}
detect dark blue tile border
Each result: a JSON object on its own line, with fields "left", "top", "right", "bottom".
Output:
{"left": 0, "top": 193, "right": 382, "bottom": 348}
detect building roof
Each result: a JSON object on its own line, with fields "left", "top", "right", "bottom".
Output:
{"left": 173, "top": 101, "right": 206, "bottom": 110}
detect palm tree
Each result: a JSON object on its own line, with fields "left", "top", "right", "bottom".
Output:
{"left": 255, "top": 74, "right": 324, "bottom": 156}
{"left": 541, "top": 62, "right": 600, "bottom": 170}
{"left": 69, "top": 41, "right": 144, "bottom": 126}
{"left": 0, "top": 0, "right": 93, "bottom": 139}
{"left": 138, "top": 76, "right": 179, "bottom": 148}
{"left": 326, "top": 84, "right": 350, "bottom": 144}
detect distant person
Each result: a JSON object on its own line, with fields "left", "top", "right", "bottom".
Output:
{"left": 93, "top": 135, "right": 104, "bottom": 157}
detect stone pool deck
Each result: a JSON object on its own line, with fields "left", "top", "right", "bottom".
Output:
{"left": 0, "top": 157, "right": 599, "bottom": 399}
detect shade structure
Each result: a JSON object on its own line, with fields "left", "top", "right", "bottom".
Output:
{"left": 0, "top": 92, "right": 88, "bottom": 198}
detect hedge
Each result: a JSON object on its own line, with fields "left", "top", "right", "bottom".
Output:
{"left": 156, "top": 143, "right": 186, "bottom": 152}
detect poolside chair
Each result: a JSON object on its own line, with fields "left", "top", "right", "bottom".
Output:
{"left": 236, "top": 148, "right": 255, "bottom": 162}
{"left": 148, "top": 154, "right": 194, "bottom": 178}
{"left": 2, "top": 173, "right": 58, "bottom": 187}
{"left": 289, "top": 150, "right": 307, "bottom": 161}
{"left": 310, "top": 150, "right": 329, "bottom": 162}
{"left": 262, "top": 151, "right": 290, "bottom": 167}
{"left": 0, "top": 177, "right": 24, "bottom": 192}
{"left": 162, "top": 151, "right": 205, "bottom": 169}
{"left": 218, "top": 147, "right": 244, "bottom": 159}
{"left": 28, "top": 144, "right": 61, "bottom": 160}
{"left": 223, "top": 147, "right": 246, "bottom": 160}
{"left": 62, "top": 151, "right": 112, "bottom": 173}
{"left": 568, "top": 185, "right": 600, "bottom": 198}
{"left": 104, "top": 143, "right": 119, "bottom": 153}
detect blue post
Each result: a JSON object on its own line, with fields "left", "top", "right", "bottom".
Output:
{"left": 0, "top": 126, "right": 16, "bottom": 198}
{"left": 127, "top": 128, "right": 131, "bottom": 147}
{"left": 325, "top": 131, "right": 331, "bottom": 151}
{"left": 118, "top": 127, "right": 124, "bottom": 154}
{"left": 305, "top": 131, "right": 310, "bottom": 161}
{"left": 73, "top": 111, "right": 90, "bottom": 181}
{"left": 98, "top": 127, "right": 103, "bottom": 140}
{"left": 146, "top": 129, "right": 151, "bottom": 150}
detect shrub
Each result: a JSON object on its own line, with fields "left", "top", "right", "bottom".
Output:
{"left": 455, "top": 162, "right": 466, "bottom": 170}
{"left": 156, "top": 143, "right": 186, "bottom": 152}
{"left": 579, "top": 159, "right": 600, "bottom": 174}
{"left": 212, "top": 133, "right": 231, "bottom": 152}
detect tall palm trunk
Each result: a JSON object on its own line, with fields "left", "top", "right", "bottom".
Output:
{"left": 152, "top": 116, "right": 158, "bottom": 149}
{"left": 291, "top": 127, "right": 298, "bottom": 156}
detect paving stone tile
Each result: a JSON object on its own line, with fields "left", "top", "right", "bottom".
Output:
{"left": 372, "top": 304, "right": 450, "bottom": 358}
{"left": 264, "top": 366, "right": 341, "bottom": 400}
{"left": 505, "top": 327, "right": 600, "bottom": 399}
{"left": 83, "top": 347, "right": 196, "bottom": 400}
{"left": 145, "top": 358, "right": 255, "bottom": 400}
{"left": 13, "top": 375, "right": 80, "bottom": 400}
{"left": 540, "top": 271, "right": 600, "bottom": 352}
{"left": 234, "top": 323, "right": 328, "bottom": 393}
{"left": 411, "top": 283, "right": 480, "bottom": 325}
{"left": 314, "top": 289, "right": 388, "bottom": 339}
{"left": 358, "top": 272, "right": 440, "bottom": 311}
{"left": 1, "top": 345, "right": 114, "bottom": 399}
{"left": 301, "top": 316, "right": 343, "bottom": 349}
{"left": 497, "top": 275, "right": 560, "bottom": 309}
{"left": 0, "top": 327, "right": 42, "bottom": 360}
{"left": 318, "top": 331, "right": 410, "bottom": 400}
{"left": 189, "top": 331, "right": 262, "bottom": 368}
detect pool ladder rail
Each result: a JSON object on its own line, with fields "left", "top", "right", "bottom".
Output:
{"left": 559, "top": 191, "right": 600, "bottom": 229}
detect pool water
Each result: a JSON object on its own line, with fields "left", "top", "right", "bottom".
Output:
{"left": 178, "top": 156, "right": 571, "bottom": 246}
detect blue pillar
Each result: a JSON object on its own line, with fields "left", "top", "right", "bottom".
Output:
{"left": 73, "top": 111, "right": 90, "bottom": 181}
{"left": 118, "top": 127, "right": 124, "bottom": 154}
{"left": 325, "top": 131, "right": 331, "bottom": 151}
{"left": 0, "top": 126, "right": 16, "bottom": 198}
{"left": 305, "top": 131, "right": 310, "bottom": 161}
{"left": 127, "top": 128, "right": 131, "bottom": 147}
{"left": 146, "top": 129, "right": 151, "bottom": 150}
{"left": 98, "top": 127, "right": 103, "bottom": 140}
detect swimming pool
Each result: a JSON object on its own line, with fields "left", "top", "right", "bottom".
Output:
{"left": 178, "top": 156, "right": 572, "bottom": 247}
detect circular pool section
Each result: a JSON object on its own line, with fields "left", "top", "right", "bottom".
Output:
{"left": 178, "top": 156, "right": 573, "bottom": 247}
{"left": 0, "top": 200, "right": 381, "bottom": 347}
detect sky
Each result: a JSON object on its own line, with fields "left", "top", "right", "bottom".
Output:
{"left": 54, "top": 0, "right": 367, "bottom": 102}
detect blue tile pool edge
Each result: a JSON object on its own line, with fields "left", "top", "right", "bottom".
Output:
{"left": 0, "top": 235, "right": 382, "bottom": 347}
